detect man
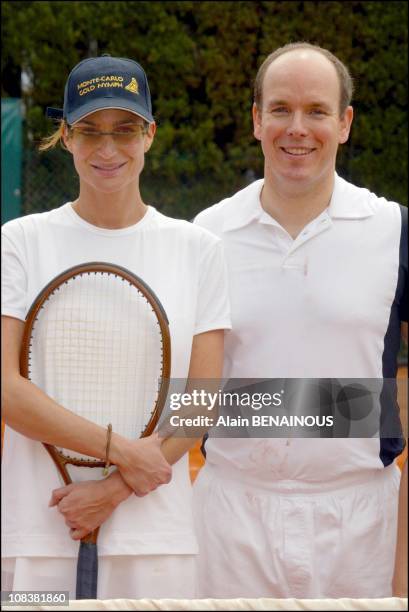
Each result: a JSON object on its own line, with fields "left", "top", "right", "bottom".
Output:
{"left": 193, "top": 42, "right": 407, "bottom": 599}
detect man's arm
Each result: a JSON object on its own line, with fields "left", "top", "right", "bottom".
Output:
{"left": 401, "top": 322, "right": 408, "bottom": 345}
{"left": 392, "top": 322, "right": 408, "bottom": 595}
{"left": 392, "top": 458, "right": 408, "bottom": 597}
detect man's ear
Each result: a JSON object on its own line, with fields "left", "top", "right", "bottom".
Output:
{"left": 252, "top": 103, "right": 263, "bottom": 141}
{"left": 339, "top": 106, "right": 354, "bottom": 144}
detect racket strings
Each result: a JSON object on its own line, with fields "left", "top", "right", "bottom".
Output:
{"left": 28, "top": 271, "right": 165, "bottom": 463}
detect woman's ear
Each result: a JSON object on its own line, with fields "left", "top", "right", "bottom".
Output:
{"left": 144, "top": 122, "right": 156, "bottom": 153}
{"left": 62, "top": 124, "right": 73, "bottom": 153}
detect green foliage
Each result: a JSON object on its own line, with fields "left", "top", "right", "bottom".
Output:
{"left": 2, "top": 0, "right": 407, "bottom": 218}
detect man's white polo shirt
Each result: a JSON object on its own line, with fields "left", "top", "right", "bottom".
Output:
{"left": 194, "top": 174, "right": 407, "bottom": 479}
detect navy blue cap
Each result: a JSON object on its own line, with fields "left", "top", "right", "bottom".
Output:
{"left": 46, "top": 55, "right": 154, "bottom": 124}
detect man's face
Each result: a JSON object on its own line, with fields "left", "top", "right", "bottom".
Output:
{"left": 253, "top": 50, "right": 353, "bottom": 193}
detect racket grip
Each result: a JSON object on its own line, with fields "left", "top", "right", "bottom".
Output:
{"left": 76, "top": 541, "right": 98, "bottom": 599}
{"left": 82, "top": 527, "right": 100, "bottom": 545}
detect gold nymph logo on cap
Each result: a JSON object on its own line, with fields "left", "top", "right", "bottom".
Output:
{"left": 125, "top": 78, "right": 139, "bottom": 94}
{"left": 76, "top": 75, "right": 125, "bottom": 97}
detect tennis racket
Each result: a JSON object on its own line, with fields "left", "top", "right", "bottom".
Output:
{"left": 20, "top": 262, "right": 171, "bottom": 600}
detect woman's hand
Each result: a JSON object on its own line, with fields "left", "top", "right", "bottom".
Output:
{"left": 49, "top": 471, "right": 132, "bottom": 540}
{"left": 110, "top": 432, "right": 172, "bottom": 496}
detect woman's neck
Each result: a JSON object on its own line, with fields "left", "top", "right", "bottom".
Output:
{"left": 72, "top": 184, "right": 148, "bottom": 229}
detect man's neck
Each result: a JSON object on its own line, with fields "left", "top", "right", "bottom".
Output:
{"left": 260, "top": 173, "right": 335, "bottom": 239}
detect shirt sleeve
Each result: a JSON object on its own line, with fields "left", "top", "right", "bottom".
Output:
{"left": 1, "top": 224, "right": 29, "bottom": 321}
{"left": 194, "top": 234, "right": 232, "bottom": 335}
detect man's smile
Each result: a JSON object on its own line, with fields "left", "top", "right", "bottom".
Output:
{"left": 280, "top": 147, "right": 317, "bottom": 156}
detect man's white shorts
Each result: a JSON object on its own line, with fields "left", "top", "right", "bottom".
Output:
{"left": 193, "top": 462, "right": 401, "bottom": 598}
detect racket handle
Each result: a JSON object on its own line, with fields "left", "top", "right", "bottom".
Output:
{"left": 76, "top": 541, "right": 98, "bottom": 599}
{"left": 81, "top": 526, "right": 100, "bottom": 545}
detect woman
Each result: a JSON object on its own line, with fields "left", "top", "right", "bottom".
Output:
{"left": 2, "top": 55, "right": 230, "bottom": 599}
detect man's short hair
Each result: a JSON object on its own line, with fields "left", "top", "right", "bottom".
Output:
{"left": 253, "top": 42, "right": 354, "bottom": 116}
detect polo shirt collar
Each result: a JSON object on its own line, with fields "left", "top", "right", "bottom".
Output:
{"left": 222, "top": 180, "right": 265, "bottom": 232}
{"left": 328, "top": 173, "right": 376, "bottom": 219}
{"left": 223, "top": 173, "right": 375, "bottom": 233}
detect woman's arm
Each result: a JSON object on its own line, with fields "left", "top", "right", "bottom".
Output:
{"left": 2, "top": 315, "right": 172, "bottom": 495}
{"left": 49, "top": 329, "right": 225, "bottom": 540}
{"left": 161, "top": 328, "right": 224, "bottom": 463}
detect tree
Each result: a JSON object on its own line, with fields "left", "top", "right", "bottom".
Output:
{"left": 2, "top": 1, "right": 407, "bottom": 218}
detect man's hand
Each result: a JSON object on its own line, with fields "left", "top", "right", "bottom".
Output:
{"left": 49, "top": 471, "right": 132, "bottom": 540}
{"left": 111, "top": 432, "right": 172, "bottom": 496}
{"left": 392, "top": 457, "right": 408, "bottom": 597}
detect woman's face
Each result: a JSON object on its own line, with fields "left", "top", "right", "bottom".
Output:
{"left": 63, "top": 108, "right": 155, "bottom": 194}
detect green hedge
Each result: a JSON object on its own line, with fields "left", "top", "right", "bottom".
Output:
{"left": 2, "top": 1, "right": 407, "bottom": 219}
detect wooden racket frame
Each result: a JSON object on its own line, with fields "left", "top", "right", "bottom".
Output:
{"left": 20, "top": 262, "right": 171, "bottom": 544}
